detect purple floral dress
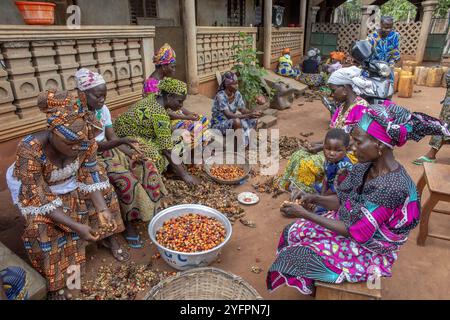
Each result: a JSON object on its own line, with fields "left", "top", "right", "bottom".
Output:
{"left": 267, "top": 162, "right": 420, "bottom": 294}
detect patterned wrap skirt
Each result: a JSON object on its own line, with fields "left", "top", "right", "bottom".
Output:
{"left": 98, "top": 147, "right": 166, "bottom": 222}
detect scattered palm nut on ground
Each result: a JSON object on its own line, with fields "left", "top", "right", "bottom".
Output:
{"left": 300, "top": 132, "right": 314, "bottom": 137}
{"left": 252, "top": 175, "right": 285, "bottom": 198}
{"left": 156, "top": 213, "right": 226, "bottom": 253}
{"left": 251, "top": 266, "right": 263, "bottom": 274}
{"left": 161, "top": 177, "right": 245, "bottom": 223}
{"left": 79, "top": 263, "right": 175, "bottom": 300}
{"left": 210, "top": 165, "right": 245, "bottom": 181}
{"left": 239, "top": 218, "right": 256, "bottom": 228}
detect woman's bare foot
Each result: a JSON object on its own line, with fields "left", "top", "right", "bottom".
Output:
{"left": 100, "top": 235, "right": 130, "bottom": 262}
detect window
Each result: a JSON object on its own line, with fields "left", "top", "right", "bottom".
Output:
{"left": 129, "top": 0, "right": 158, "bottom": 24}
{"left": 227, "top": 0, "right": 246, "bottom": 26}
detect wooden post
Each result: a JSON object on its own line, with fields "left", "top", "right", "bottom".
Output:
{"left": 305, "top": 6, "right": 320, "bottom": 53}
{"left": 182, "top": 0, "right": 199, "bottom": 94}
{"left": 263, "top": 0, "right": 273, "bottom": 69}
{"left": 416, "top": 0, "right": 439, "bottom": 63}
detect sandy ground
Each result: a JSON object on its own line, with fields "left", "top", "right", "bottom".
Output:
{"left": 78, "top": 85, "right": 450, "bottom": 300}
{"left": 1, "top": 86, "right": 449, "bottom": 300}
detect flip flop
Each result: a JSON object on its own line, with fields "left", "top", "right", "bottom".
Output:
{"left": 100, "top": 239, "right": 130, "bottom": 262}
{"left": 412, "top": 156, "right": 436, "bottom": 165}
{"left": 125, "top": 235, "right": 144, "bottom": 249}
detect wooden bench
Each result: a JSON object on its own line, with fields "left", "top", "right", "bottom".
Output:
{"left": 0, "top": 241, "right": 47, "bottom": 300}
{"left": 315, "top": 281, "right": 382, "bottom": 300}
{"left": 417, "top": 162, "right": 450, "bottom": 246}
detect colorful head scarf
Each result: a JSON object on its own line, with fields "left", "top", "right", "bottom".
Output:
{"left": 330, "top": 51, "right": 346, "bottom": 62}
{"left": 37, "top": 90, "right": 101, "bottom": 142}
{"left": 218, "top": 71, "right": 238, "bottom": 92}
{"left": 153, "top": 43, "right": 176, "bottom": 66}
{"left": 158, "top": 77, "right": 187, "bottom": 96}
{"left": 75, "top": 68, "right": 106, "bottom": 92}
{"left": 357, "top": 101, "right": 450, "bottom": 148}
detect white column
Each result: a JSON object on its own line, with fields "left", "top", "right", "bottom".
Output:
{"left": 182, "top": 0, "right": 199, "bottom": 94}
{"left": 416, "top": 1, "right": 439, "bottom": 63}
{"left": 263, "top": 0, "right": 273, "bottom": 69}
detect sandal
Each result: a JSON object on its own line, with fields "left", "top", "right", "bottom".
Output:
{"left": 100, "top": 239, "right": 130, "bottom": 262}
{"left": 412, "top": 156, "right": 436, "bottom": 165}
{"left": 125, "top": 235, "right": 144, "bottom": 249}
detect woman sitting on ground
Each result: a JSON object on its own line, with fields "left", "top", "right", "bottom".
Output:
{"left": 295, "top": 48, "right": 326, "bottom": 88}
{"left": 323, "top": 51, "right": 346, "bottom": 75}
{"left": 211, "top": 71, "right": 262, "bottom": 147}
{"left": 75, "top": 68, "right": 166, "bottom": 249}
{"left": 114, "top": 78, "right": 200, "bottom": 186}
{"left": 276, "top": 48, "right": 300, "bottom": 78}
{"left": 279, "top": 66, "right": 369, "bottom": 194}
{"left": 268, "top": 102, "right": 450, "bottom": 295}
{"left": 6, "top": 90, "right": 126, "bottom": 300}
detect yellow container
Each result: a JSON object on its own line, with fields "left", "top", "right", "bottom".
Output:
{"left": 426, "top": 67, "right": 444, "bottom": 87}
{"left": 398, "top": 75, "right": 414, "bottom": 98}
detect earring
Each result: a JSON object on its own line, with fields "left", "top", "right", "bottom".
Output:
{"left": 378, "top": 149, "right": 383, "bottom": 156}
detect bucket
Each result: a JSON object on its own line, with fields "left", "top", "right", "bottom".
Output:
{"left": 15, "top": 1, "right": 56, "bottom": 25}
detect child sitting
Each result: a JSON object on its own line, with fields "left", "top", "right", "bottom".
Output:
{"left": 288, "top": 128, "right": 353, "bottom": 215}
{"left": 323, "top": 51, "right": 345, "bottom": 75}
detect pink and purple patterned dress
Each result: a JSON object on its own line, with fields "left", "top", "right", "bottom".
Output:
{"left": 267, "top": 162, "right": 420, "bottom": 294}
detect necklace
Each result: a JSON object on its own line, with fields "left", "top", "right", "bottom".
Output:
{"left": 334, "top": 98, "right": 359, "bottom": 129}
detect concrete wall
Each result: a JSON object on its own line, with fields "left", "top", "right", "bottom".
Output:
{"left": 158, "top": 0, "right": 181, "bottom": 26}
{"left": 77, "top": 0, "right": 130, "bottom": 25}
{"left": 196, "top": 0, "right": 258, "bottom": 27}
{"left": 0, "top": 0, "right": 27, "bottom": 25}
{"left": 154, "top": 27, "right": 187, "bottom": 82}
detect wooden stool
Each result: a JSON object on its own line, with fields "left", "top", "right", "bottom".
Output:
{"left": 315, "top": 281, "right": 382, "bottom": 300}
{"left": 417, "top": 162, "right": 450, "bottom": 246}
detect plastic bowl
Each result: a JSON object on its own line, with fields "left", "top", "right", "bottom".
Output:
{"left": 148, "top": 204, "right": 232, "bottom": 271}
{"left": 15, "top": 1, "right": 56, "bottom": 25}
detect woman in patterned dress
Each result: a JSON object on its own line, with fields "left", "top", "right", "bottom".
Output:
{"left": 268, "top": 101, "right": 450, "bottom": 295}
{"left": 114, "top": 78, "right": 200, "bottom": 186}
{"left": 279, "top": 67, "right": 369, "bottom": 194}
{"left": 6, "top": 90, "right": 127, "bottom": 300}
{"left": 75, "top": 68, "right": 166, "bottom": 249}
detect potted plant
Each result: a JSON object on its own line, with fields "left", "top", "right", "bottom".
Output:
{"left": 15, "top": 1, "right": 56, "bottom": 25}
{"left": 232, "top": 32, "right": 272, "bottom": 109}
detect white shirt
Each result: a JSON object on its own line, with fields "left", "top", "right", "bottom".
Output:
{"left": 94, "top": 105, "right": 113, "bottom": 142}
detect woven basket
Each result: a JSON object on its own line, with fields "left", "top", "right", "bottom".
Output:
{"left": 144, "top": 267, "right": 263, "bottom": 300}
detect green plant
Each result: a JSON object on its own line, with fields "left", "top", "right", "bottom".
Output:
{"left": 231, "top": 32, "right": 270, "bottom": 109}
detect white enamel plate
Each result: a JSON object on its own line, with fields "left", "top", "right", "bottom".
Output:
{"left": 237, "top": 192, "right": 260, "bottom": 205}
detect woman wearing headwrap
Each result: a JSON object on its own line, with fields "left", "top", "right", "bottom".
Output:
{"left": 143, "top": 43, "right": 176, "bottom": 96}
{"left": 323, "top": 51, "right": 346, "bottom": 74}
{"left": 268, "top": 101, "right": 450, "bottom": 295}
{"left": 295, "top": 48, "right": 326, "bottom": 88}
{"left": 114, "top": 78, "right": 200, "bottom": 186}
{"left": 143, "top": 44, "right": 210, "bottom": 150}
{"left": 276, "top": 48, "right": 301, "bottom": 78}
{"left": 279, "top": 67, "right": 369, "bottom": 194}
{"left": 75, "top": 68, "right": 166, "bottom": 249}
{"left": 211, "top": 71, "right": 262, "bottom": 146}
{"left": 5, "top": 90, "right": 126, "bottom": 300}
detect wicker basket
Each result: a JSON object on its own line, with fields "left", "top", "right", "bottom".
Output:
{"left": 203, "top": 152, "right": 251, "bottom": 185}
{"left": 144, "top": 267, "right": 263, "bottom": 300}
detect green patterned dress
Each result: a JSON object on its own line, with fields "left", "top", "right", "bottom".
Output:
{"left": 113, "top": 94, "right": 174, "bottom": 173}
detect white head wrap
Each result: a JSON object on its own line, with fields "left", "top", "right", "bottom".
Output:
{"left": 75, "top": 68, "right": 106, "bottom": 91}
{"left": 327, "top": 66, "right": 374, "bottom": 95}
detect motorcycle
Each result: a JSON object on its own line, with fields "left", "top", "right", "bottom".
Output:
{"left": 321, "top": 40, "right": 394, "bottom": 115}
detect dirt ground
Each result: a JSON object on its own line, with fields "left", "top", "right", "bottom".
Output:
{"left": 2, "top": 85, "right": 450, "bottom": 300}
